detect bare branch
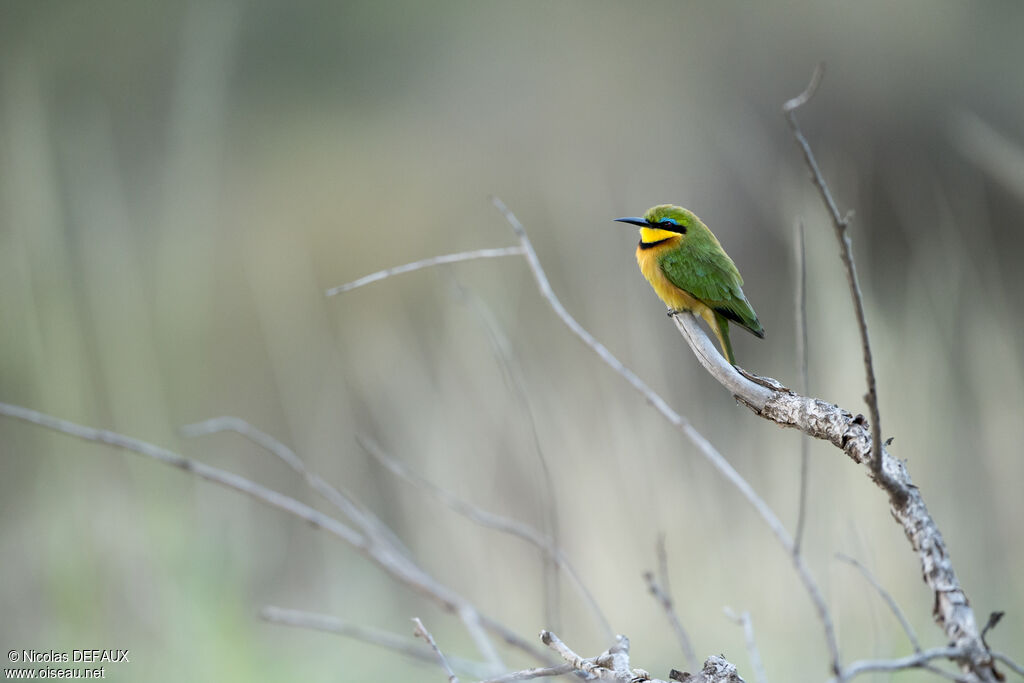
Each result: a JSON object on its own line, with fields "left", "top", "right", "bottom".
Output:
{"left": 980, "top": 612, "right": 1004, "bottom": 644}
{"left": 652, "top": 535, "right": 698, "bottom": 671}
{"left": 536, "top": 630, "right": 746, "bottom": 683}
{"left": 0, "top": 402, "right": 549, "bottom": 667}
{"left": 655, "top": 534, "right": 673, "bottom": 609}
{"left": 782, "top": 65, "right": 889, "bottom": 492}
{"left": 670, "top": 315, "right": 840, "bottom": 677}
{"left": 670, "top": 312, "right": 775, "bottom": 407}
{"left": 260, "top": 606, "right": 492, "bottom": 679}
{"left": 480, "top": 664, "right": 574, "bottom": 682}
{"left": 0, "top": 402, "right": 368, "bottom": 548}
{"left": 182, "top": 416, "right": 503, "bottom": 670}
{"left": 644, "top": 539, "right": 698, "bottom": 673}
{"left": 782, "top": 62, "right": 824, "bottom": 113}
{"left": 644, "top": 571, "right": 698, "bottom": 672}
{"left": 540, "top": 630, "right": 611, "bottom": 679}
{"left": 684, "top": 656, "right": 748, "bottom": 683}
{"left": 724, "top": 609, "right": 767, "bottom": 683}
{"left": 539, "top": 631, "right": 657, "bottom": 682}
{"left": 991, "top": 652, "right": 1024, "bottom": 679}
{"left": 679, "top": 310, "right": 1000, "bottom": 681}
{"left": 413, "top": 617, "right": 459, "bottom": 683}
{"left": 181, "top": 416, "right": 411, "bottom": 559}
{"left": 325, "top": 246, "right": 525, "bottom": 296}
{"left": 840, "top": 647, "right": 966, "bottom": 680}
{"left": 359, "top": 434, "right": 613, "bottom": 642}
{"left": 781, "top": 67, "right": 996, "bottom": 682}
{"left": 793, "top": 219, "right": 811, "bottom": 556}
{"left": 835, "top": 553, "right": 921, "bottom": 652}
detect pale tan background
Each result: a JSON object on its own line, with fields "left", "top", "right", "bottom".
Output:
{"left": 2, "top": 1, "right": 1023, "bottom": 680}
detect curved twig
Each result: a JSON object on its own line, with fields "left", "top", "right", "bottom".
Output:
{"left": 325, "top": 247, "right": 525, "bottom": 296}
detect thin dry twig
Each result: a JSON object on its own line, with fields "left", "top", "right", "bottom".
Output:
{"left": 540, "top": 630, "right": 608, "bottom": 678}
{"left": 0, "top": 402, "right": 367, "bottom": 546}
{"left": 480, "top": 664, "right": 575, "bottom": 682}
{"left": 980, "top": 612, "right": 1004, "bottom": 644}
{"left": 644, "top": 572, "right": 698, "bottom": 673}
{"left": 783, "top": 64, "right": 889, "bottom": 493}
{"left": 358, "top": 434, "right": 613, "bottom": 642}
{"left": 644, "top": 536, "right": 698, "bottom": 672}
{"left": 991, "top": 652, "right": 1024, "bottom": 679}
{"left": 537, "top": 631, "right": 745, "bottom": 683}
{"left": 840, "top": 647, "right": 967, "bottom": 680}
{"left": 724, "top": 608, "right": 767, "bottom": 683}
{"left": 658, "top": 536, "right": 698, "bottom": 670}
{"left": 835, "top": 553, "right": 921, "bottom": 653}
{"left": 413, "top": 617, "right": 459, "bottom": 683}
{"left": 260, "top": 606, "right": 492, "bottom": 679}
{"left": 539, "top": 631, "right": 643, "bottom": 682}
{"left": 0, "top": 402, "right": 548, "bottom": 668}
{"left": 793, "top": 219, "right": 811, "bottom": 556}
{"left": 181, "top": 416, "right": 411, "bottom": 559}
{"left": 325, "top": 246, "right": 525, "bottom": 296}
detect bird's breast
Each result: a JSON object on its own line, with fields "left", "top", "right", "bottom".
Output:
{"left": 635, "top": 241, "right": 701, "bottom": 312}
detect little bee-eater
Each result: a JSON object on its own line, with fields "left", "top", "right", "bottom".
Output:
{"left": 616, "top": 205, "right": 764, "bottom": 365}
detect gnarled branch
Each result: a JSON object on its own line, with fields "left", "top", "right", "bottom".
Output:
{"left": 672, "top": 312, "right": 994, "bottom": 681}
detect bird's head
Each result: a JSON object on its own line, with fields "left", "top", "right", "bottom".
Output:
{"left": 614, "top": 204, "right": 700, "bottom": 247}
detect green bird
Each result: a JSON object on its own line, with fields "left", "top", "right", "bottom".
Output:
{"left": 615, "top": 204, "right": 764, "bottom": 365}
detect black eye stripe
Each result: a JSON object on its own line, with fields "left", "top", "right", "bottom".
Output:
{"left": 658, "top": 220, "right": 686, "bottom": 233}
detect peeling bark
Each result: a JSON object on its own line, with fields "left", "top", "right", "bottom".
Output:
{"left": 672, "top": 312, "right": 996, "bottom": 681}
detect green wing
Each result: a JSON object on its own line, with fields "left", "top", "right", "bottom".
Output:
{"left": 659, "top": 244, "right": 765, "bottom": 338}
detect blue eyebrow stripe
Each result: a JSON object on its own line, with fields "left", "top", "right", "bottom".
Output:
{"left": 659, "top": 217, "right": 678, "bottom": 226}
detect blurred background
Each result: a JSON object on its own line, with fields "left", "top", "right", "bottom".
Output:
{"left": 2, "top": 1, "right": 1023, "bottom": 680}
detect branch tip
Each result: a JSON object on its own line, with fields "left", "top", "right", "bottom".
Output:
{"left": 784, "top": 62, "right": 825, "bottom": 113}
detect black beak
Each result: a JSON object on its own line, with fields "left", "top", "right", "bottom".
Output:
{"left": 614, "top": 217, "right": 648, "bottom": 227}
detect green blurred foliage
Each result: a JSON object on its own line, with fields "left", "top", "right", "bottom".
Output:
{"left": 2, "top": 1, "right": 1023, "bottom": 681}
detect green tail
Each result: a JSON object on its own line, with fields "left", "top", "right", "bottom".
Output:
{"left": 714, "top": 312, "right": 736, "bottom": 365}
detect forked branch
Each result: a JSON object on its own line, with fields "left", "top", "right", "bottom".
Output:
{"left": 781, "top": 66, "right": 995, "bottom": 682}
{"left": 783, "top": 64, "right": 888, "bottom": 491}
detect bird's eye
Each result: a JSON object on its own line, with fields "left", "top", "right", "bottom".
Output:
{"left": 659, "top": 219, "right": 685, "bottom": 233}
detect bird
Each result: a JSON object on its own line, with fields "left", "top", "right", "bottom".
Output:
{"left": 615, "top": 204, "right": 764, "bottom": 365}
